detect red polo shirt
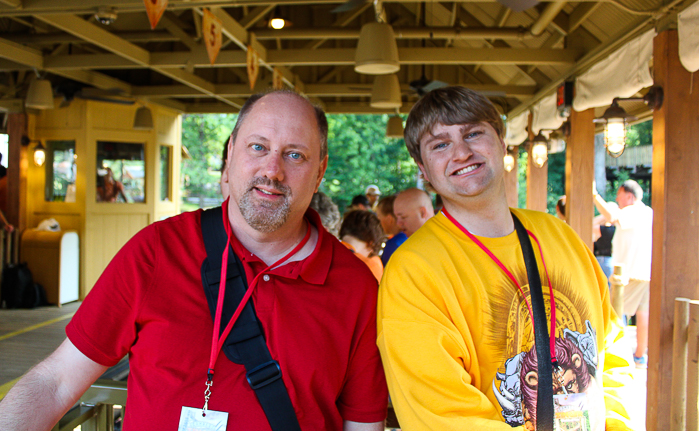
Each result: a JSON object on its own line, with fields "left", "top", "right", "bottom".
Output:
{"left": 67, "top": 208, "right": 387, "bottom": 430}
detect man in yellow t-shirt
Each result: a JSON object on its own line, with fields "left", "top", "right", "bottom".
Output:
{"left": 377, "top": 87, "right": 638, "bottom": 431}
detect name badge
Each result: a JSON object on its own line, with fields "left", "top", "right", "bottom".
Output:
{"left": 178, "top": 406, "right": 228, "bottom": 431}
{"left": 553, "top": 393, "right": 591, "bottom": 431}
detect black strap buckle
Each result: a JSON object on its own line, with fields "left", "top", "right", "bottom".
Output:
{"left": 246, "top": 360, "right": 282, "bottom": 390}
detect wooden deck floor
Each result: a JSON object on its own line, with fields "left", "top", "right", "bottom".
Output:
{"left": 0, "top": 302, "right": 81, "bottom": 398}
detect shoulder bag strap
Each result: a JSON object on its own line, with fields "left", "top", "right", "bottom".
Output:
{"left": 200, "top": 207, "right": 302, "bottom": 431}
{"left": 512, "top": 213, "right": 554, "bottom": 431}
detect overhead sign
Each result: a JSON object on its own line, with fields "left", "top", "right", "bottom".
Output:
{"left": 273, "top": 67, "right": 284, "bottom": 90}
{"left": 247, "top": 46, "right": 260, "bottom": 90}
{"left": 144, "top": 0, "right": 168, "bottom": 30}
{"left": 203, "top": 8, "right": 222, "bottom": 65}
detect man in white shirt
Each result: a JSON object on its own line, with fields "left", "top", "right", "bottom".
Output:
{"left": 594, "top": 180, "right": 653, "bottom": 367}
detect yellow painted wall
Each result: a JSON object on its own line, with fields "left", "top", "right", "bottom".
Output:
{"left": 26, "top": 99, "right": 182, "bottom": 298}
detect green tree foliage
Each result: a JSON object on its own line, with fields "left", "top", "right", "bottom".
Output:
{"left": 517, "top": 147, "right": 528, "bottom": 209}
{"left": 322, "top": 114, "right": 418, "bottom": 212}
{"left": 181, "top": 114, "right": 236, "bottom": 207}
{"left": 547, "top": 151, "right": 566, "bottom": 215}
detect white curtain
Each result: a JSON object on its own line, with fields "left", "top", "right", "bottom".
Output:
{"left": 573, "top": 30, "right": 655, "bottom": 112}
{"left": 531, "top": 93, "right": 564, "bottom": 135}
{"left": 679, "top": 0, "right": 699, "bottom": 73}
{"left": 505, "top": 111, "right": 529, "bottom": 146}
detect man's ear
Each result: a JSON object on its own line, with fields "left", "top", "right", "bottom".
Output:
{"left": 315, "top": 155, "right": 329, "bottom": 192}
{"left": 417, "top": 162, "right": 430, "bottom": 184}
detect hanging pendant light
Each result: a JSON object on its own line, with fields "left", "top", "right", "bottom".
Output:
{"left": 25, "top": 78, "right": 54, "bottom": 110}
{"left": 531, "top": 132, "right": 549, "bottom": 168}
{"left": 503, "top": 151, "right": 515, "bottom": 172}
{"left": 354, "top": 22, "right": 400, "bottom": 75}
{"left": 133, "top": 106, "right": 154, "bottom": 130}
{"left": 371, "top": 74, "right": 402, "bottom": 109}
{"left": 386, "top": 115, "right": 404, "bottom": 138}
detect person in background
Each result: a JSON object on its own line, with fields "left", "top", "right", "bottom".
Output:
{"left": 348, "top": 194, "right": 371, "bottom": 211}
{"left": 555, "top": 195, "right": 566, "bottom": 221}
{"left": 594, "top": 180, "right": 652, "bottom": 368}
{"left": 96, "top": 167, "right": 127, "bottom": 202}
{"left": 365, "top": 184, "right": 382, "bottom": 210}
{"left": 310, "top": 191, "right": 341, "bottom": 237}
{"left": 375, "top": 195, "right": 407, "bottom": 267}
{"left": 340, "top": 209, "right": 385, "bottom": 281}
{"left": 393, "top": 187, "right": 434, "bottom": 238}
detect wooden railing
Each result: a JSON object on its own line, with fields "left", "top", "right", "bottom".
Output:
{"left": 671, "top": 298, "right": 699, "bottom": 431}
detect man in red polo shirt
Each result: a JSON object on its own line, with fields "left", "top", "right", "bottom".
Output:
{"left": 0, "top": 91, "right": 388, "bottom": 431}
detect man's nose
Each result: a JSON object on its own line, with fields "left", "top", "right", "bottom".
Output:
{"left": 452, "top": 140, "right": 473, "bottom": 160}
{"left": 262, "top": 153, "right": 285, "bottom": 182}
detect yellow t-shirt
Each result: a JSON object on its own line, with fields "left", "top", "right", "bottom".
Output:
{"left": 378, "top": 208, "right": 636, "bottom": 431}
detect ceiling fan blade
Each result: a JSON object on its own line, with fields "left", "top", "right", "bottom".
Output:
{"left": 422, "top": 80, "right": 449, "bottom": 93}
{"left": 331, "top": 0, "right": 368, "bottom": 13}
{"left": 496, "top": 0, "right": 539, "bottom": 12}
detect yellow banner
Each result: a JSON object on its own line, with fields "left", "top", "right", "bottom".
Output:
{"left": 144, "top": 0, "right": 168, "bottom": 30}
{"left": 203, "top": 9, "right": 222, "bottom": 65}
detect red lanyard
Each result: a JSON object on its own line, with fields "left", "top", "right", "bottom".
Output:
{"left": 207, "top": 203, "right": 311, "bottom": 380}
{"left": 441, "top": 208, "right": 558, "bottom": 363}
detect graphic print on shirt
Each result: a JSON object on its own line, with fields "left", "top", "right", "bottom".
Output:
{"left": 488, "top": 269, "right": 603, "bottom": 431}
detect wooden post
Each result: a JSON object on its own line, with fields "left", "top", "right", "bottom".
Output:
{"left": 671, "top": 298, "right": 690, "bottom": 431}
{"left": 505, "top": 148, "right": 519, "bottom": 208}
{"left": 526, "top": 112, "right": 548, "bottom": 212}
{"left": 687, "top": 301, "right": 699, "bottom": 431}
{"left": 6, "top": 113, "right": 28, "bottom": 232}
{"left": 647, "top": 29, "right": 699, "bottom": 431}
{"left": 565, "top": 108, "right": 595, "bottom": 250}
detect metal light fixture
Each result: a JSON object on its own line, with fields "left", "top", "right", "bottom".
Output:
{"left": 34, "top": 142, "right": 46, "bottom": 167}
{"left": 371, "top": 74, "right": 402, "bottom": 109}
{"left": 503, "top": 149, "right": 515, "bottom": 172}
{"left": 25, "top": 78, "right": 54, "bottom": 110}
{"left": 386, "top": 115, "right": 404, "bottom": 138}
{"left": 268, "top": 6, "right": 291, "bottom": 29}
{"left": 531, "top": 132, "right": 549, "bottom": 168}
{"left": 594, "top": 85, "right": 663, "bottom": 158}
{"left": 354, "top": 22, "right": 400, "bottom": 75}
{"left": 133, "top": 106, "right": 154, "bottom": 130}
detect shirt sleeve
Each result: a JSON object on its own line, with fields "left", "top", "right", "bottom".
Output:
{"left": 66, "top": 225, "right": 158, "bottom": 366}
{"left": 377, "top": 251, "right": 524, "bottom": 431}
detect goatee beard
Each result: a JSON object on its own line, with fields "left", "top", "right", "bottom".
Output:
{"left": 238, "top": 177, "right": 292, "bottom": 233}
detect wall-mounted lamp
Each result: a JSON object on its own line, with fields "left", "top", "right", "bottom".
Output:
{"left": 594, "top": 85, "right": 663, "bottom": 158}
{"left": 21, "top": 135, "right": 46, "bottom": 166}
{"left": 133, "top": 106, "right": 153, "bottom": 130}
{"left": 33, "top": 142, "right": 46, "bottom": 167}
{"left": 503, "top": 149, "right": 515, "bottom": 172}
{"left": 354, "top": 22, "right": 400, "bottom": 75}
{"left": 386, "top": 114, "right": 404, "bottom": 138}
{"left": 530, "top": 132, "right": 549, "bottom": 168}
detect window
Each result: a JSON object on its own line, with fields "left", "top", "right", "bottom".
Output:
{"left": 45, "top": 140, "right": 76, "bottom": 202}
{"left": 96, "top": 141, "right": 145, "bottom": 203}
{"left": 160, "top": 146, "right": 172, "bottom": 202}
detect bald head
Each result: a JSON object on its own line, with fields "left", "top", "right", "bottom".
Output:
{"left": 394, "top": 188, "right": 435, "bottom": 237}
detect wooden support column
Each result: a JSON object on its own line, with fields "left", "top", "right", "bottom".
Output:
{"left": 526, "top": 113, "right": 548, "bottom": 212}
{"left": 647, "top": 29, "right": 699, "bottom": 431}
{"left": 6, "top": 113, "right": 27, "bottom": 232}
{"left": 505, "top": 147, "right": 519, "bottom": 208}
{"left": 565, "top": 108, "right": 595, "bottom": 249}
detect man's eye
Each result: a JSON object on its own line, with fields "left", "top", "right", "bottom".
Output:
{"left": 251, "top": 144, "right": 264, "bottom": 151}
{"left": 465, "top": 131, "right": 482, "bottom": 139}
{"left": 433, "top": 142, "right": 448, "bottom": 150}
{"left": 288, "top": 152, "right": 303, "bottom": 160}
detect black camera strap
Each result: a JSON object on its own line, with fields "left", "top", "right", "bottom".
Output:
{"left": 512, "top": 214, "right": 554, "bottom": 431}
{"left": 200, "top": 206, "right": 301, "bottom": 431}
